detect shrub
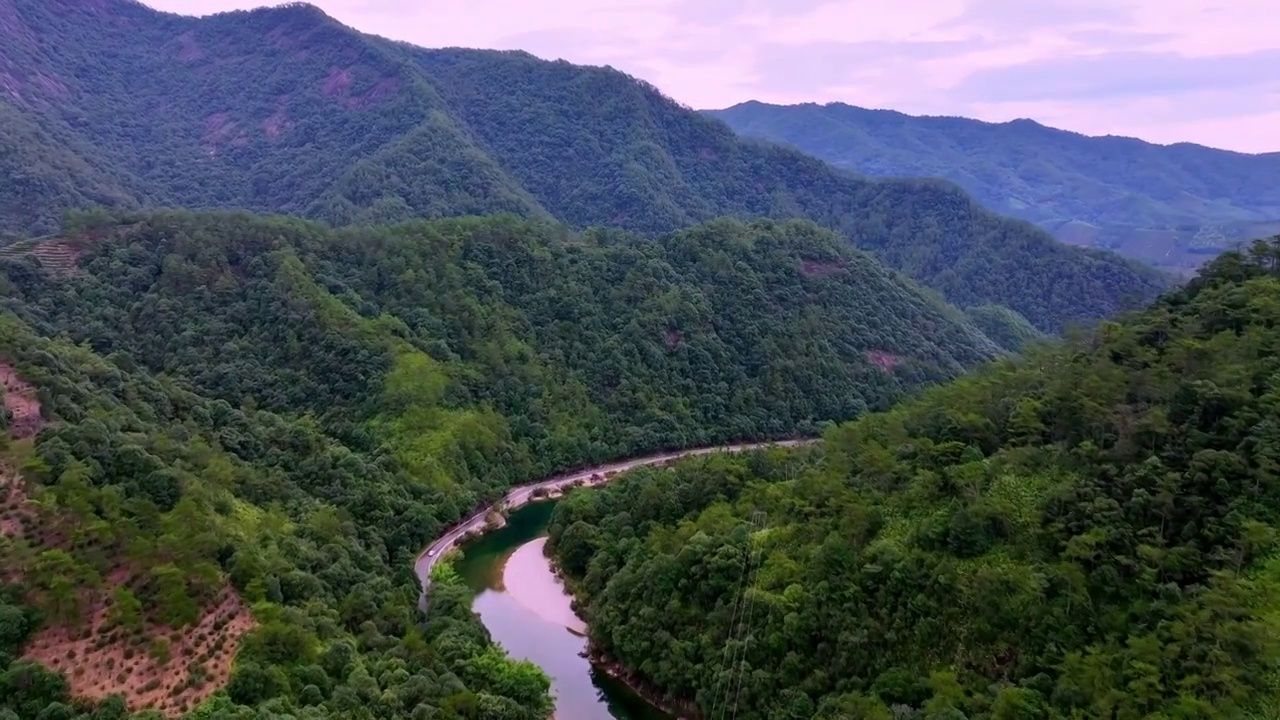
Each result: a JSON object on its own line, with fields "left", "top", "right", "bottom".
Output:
{"left": 149, "top": 637, "right": 172, "bottom": 665}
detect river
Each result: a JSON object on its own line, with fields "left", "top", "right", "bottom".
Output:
{"left": 453, "top": 500, "right": 671, "bottom": 720}
{"left": 417, "top": 440, "right": 817, "bottom": 718}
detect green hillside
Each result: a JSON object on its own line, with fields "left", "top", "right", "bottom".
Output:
{"left": 547, "top": 236, "right": 1280, "bottom": 719}
{"left": 0, "top": 0, "right": 1166, "bottom": 332}
{"left": 708, "top": 101, "right": 1280, "bottom": 274}
{"left": 0, "top": 209, "right": 1000, "bottom": 719}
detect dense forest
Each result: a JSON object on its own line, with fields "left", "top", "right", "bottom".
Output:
{"left": 0, "top": 209, "right": 1003, "bottom": 718}
{"left": 0, "top": 0, "right": 1168, "bottom": 331}
{"left": 4, "top": 4, "right": 1271, "bottom": 720}
{"left": 709, "top": 101, "right": 1280, "bottom": 273}
{"left": 547, "top": 237, "right": 1280, "bottom": 719}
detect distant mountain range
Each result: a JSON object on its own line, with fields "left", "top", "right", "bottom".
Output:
{"left": 707, "top": 101, "right": 1280, "bottom": 274}
{"left": 0, "top": 3, "right": 1268, "bottom": 718}
{"left": 0, "top": 0, "right": 1167, "bottom": 334}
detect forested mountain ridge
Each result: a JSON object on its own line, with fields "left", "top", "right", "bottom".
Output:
{"left": 0, "top": 209, "right": 1002, "bottom": 718}
{"left": 0, "top": 0, "right": 1168, "bottom": 332}
{"left": 547, "top": 235, "right": 1280, "bottom": 719}
{"left": 0, "top": 0, "right": 546, "bottom": 233}
{"left": 708, "top": 101, "right": 1280, "bottom": 274}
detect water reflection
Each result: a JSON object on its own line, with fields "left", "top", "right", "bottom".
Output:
{"left": 500, "top": 538, "right": 587, "bottom": 634}
{"left": 454, "top": 502, "right": 669, "bottom": 720}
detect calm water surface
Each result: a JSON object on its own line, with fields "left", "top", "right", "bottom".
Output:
{"left": 454, "top": 501, "right": 670, "bottom": 720}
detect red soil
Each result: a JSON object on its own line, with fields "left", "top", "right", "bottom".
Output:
{"left": 800, "top": 260, "right": 845, "bottom": 277}
{"left": 177, "top": 31, "right": 204, "bottom": 62}
{"left": 348, "top": 76, "right": 400, "bottom": 109}
{"left": 865, "top": 350, "right": 905, "bottom": 371}
{"left": 1, "top": 365, "right": 256, "bottom": 718}
{"left": 202, "top": 112, "right": 248, "bottom": 155}
{"left": 321, "top": 67, "right": 399, "bottom": 109}
{"left": 265, "top": 22, "right": 300, "bottom": 51}
{"left": 3, "top": 468, "right": 256, "bottom": 717}
{"left": 322, "top": 67, "right": 352, "bottom": 97}
{"left": 1, "top": 362, "right": 43, "bottom": 439}
{"left": 203, "top": 112, "right": 234, "bottom": 140}
{"left": 21, "top": 589, "right": 254, "bottom": 717}
{"left": 0, "top": 468, "right": 31, "bottom": 544}
{"left": 263, "top": 109, "right": 291, "bottom": 140}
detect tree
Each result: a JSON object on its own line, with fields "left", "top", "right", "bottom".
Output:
{"left": 149, "top": 564, "right": 198, "bottom": 628}
{"left": 107, "top": 587, "right": 142, "bottom": 633}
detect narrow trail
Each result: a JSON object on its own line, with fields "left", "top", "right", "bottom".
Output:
{"left": 413, "top": 439, "right": 817, "bottom": 594}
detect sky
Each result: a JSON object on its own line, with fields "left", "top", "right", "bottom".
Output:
{"left": 143, "top": 0, "right": 1280, "bottom": 154}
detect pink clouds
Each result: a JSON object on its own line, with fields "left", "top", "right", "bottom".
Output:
{"left": 139, "top": 0, "right": 1279, "bottom": 152}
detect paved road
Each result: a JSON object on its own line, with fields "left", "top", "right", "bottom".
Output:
{"left": 413, "top": 439, "right": 816, "bottom": 593}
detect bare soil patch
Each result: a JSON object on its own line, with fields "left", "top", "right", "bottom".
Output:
{"left": 0, "top": 363, "right": 256, "bottom": 717}
{"left": 263, "top": 109, "right": 291, "bottom": 139}
{"left": 865, "top": 350, "right": 905, "bottom": 371}
{"left": 23, "top": 588, "right": 255, "bottom": 717}
{"left": 177, "top": 31, "right": 203, "bottom": 62}
{"left": 0, "top": 466, "right": 32, "bottom": 545}
{"left": 800, "top": 260, "right": 845, "bottom": 277}
{"left": 348, "top": 76, "right": 400, "bottom": 109}
{"left": 1, "top": 361, "right": 43, "bottom": 439}
{"left": 322, "top": 67, "right": 352, "bottom": 97}
{"left": 201, "top": 112, "right": 247, "bottom": 155}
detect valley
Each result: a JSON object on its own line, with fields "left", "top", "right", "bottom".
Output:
{"left": 543, "top": 241, "right": 1280, "bottom": 718}
{"left": 415, "top": 440, "right": 815, "bottom": 592}
{"left": 450, "top": 502, "right": 666, "bottom": 720}
{"left": 0, "top": 209, "right": 1001, "bottom": 720}
{"left": 414, "top": 442, "right": 814, "bottom": 719}
{"left": 0, "top": 1, "right": 1277, "bottom": 719}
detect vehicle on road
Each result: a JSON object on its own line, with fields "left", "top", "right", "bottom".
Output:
{"left": 426, "top": 549, "right": 437, "bottom": 557}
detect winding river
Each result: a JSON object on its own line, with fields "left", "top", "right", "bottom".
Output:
{"left": 453, "top": 501, "right": 669, "bottom": 719}
{"left": 412, "top": 440, "right": 815, "bottom": 719}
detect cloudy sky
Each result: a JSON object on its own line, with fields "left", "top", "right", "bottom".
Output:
{"left": 144, "top": 0, "right": 1279, "bottom": 153}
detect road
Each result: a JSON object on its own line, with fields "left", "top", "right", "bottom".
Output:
{"left": 413, "top": 439, "right": 816, "bottom": 593}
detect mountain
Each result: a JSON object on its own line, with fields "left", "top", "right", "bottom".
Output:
{"left": 0, "top": 209, "right": 1002, "bottom": 718}
{"left": 546, "top": 236, "right": 1280, "bottom": 719}
{"left": 707, "top": 101, "right": 1280, "bottom": 274}
{"left": 0, "top": 0, "right": 1167, "bottom": 332}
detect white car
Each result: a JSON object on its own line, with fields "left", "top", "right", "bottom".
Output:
{"left": 426, "top": 549, "right": 437, "bottom": 557}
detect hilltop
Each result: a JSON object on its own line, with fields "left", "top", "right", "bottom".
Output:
{"left": 708, "top": 101, "right": 1280, "bottom": 274}
{"left": 0, "top": 209, "right": 1002, "bottom": 717}
{"left": 0, "top": 0, "right": 1167, "bottom": 332}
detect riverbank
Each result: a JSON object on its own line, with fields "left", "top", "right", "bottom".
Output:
{"left": 415, "top": 439, "right": 816, "bottom": 594}
{"left": 419, "top": 439, "right": 819, "bottom": 719}
{"left": 543, "top": 543, "right": 698, "bottom": 719}
{"left": 458, "top": 502, "right": 672, "bottom": 720}
{"left": 584, "top": 645, "right": 697, "bottom": 720}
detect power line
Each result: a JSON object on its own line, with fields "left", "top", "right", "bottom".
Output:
{"left": 726, "top": 511, "right": 766, "bottom": 720}
{"left": 712, "top": 510, "right": 766, "bottom": 720}
{"left": 707, "top": 525, "right": 752, "bottom": 720}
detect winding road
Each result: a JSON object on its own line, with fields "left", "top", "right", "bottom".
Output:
{"left": 413, "top": 439, "right": 816, "bottom": 593}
